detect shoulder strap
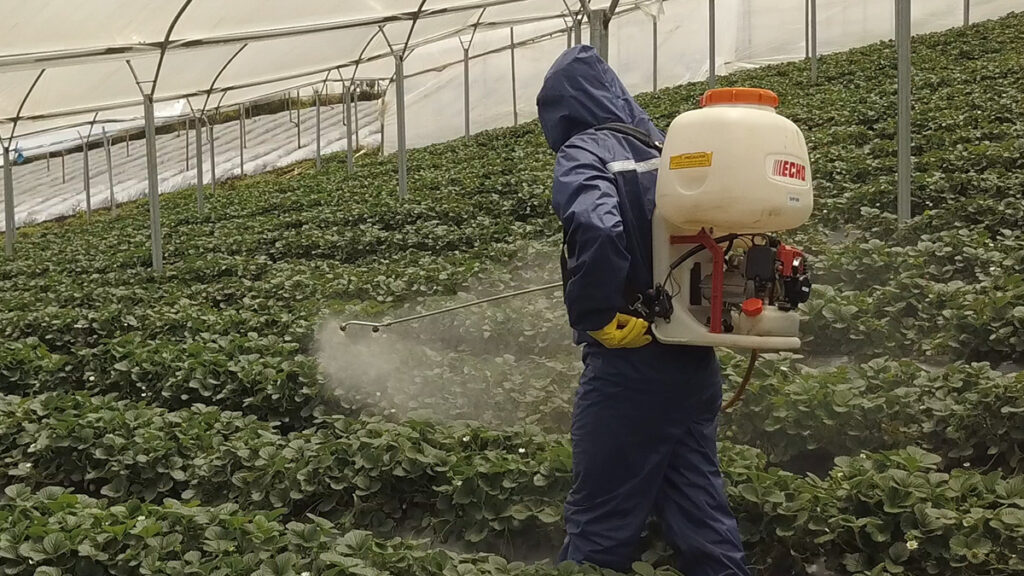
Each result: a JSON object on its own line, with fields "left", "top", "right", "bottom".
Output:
{"left": 593, "top": 122, "right": 663, "bottom": 152}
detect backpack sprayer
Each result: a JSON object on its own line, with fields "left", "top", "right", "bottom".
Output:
{"left": 340, "top": 88, "right": 814, "bottom": 411}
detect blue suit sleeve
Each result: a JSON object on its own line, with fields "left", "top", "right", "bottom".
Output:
{"left": 552, "top": 140, "right": 630, "bottom": 333}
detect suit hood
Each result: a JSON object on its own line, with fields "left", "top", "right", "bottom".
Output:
{"left": 536, "top": 45, "right": 656, "bottom": 152}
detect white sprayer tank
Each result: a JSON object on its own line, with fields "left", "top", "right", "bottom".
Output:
{"left": 655, "top": 88, "right": 813, "bottom": 234}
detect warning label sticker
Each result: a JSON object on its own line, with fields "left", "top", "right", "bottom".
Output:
{"left": 669, "top": 152, "right": 713, "bottom": 170}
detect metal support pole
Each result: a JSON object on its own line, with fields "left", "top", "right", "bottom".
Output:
{"left": 708, "top": 0, "right": 716, "bottom": 88}
{"left": 652, "top": 16, "right": 659, "bottom": 91}
{"left": 510, "top": 28, "right": 519, "bottom": 126}
{"left": 185, "top": 119, "right": 191, "bottom": 170}
{"left": 345, "top": 85, "right": 354, "bottom": 173}
{"left": 82, "top": 138, "right": 92, "bottom": 218}
{"left": 103, "top": 128, "right": 115, "bottom": 213}
{"left": 963, "top": 0, "right": 970, "bottom": 26}
{"left": 463, "top": 46, "right": 471, "bottom": 138}
{"left": 239, "top": 103, "right": 246, "bottom": 149}
{"left": 61, "top": 154, "right": 66, "bottom": 184}
{"left": 125, "top": 136, "right": 130, "bottom": 158}
{"left": 194, "top": 118, "right": 205, "bottom": 212}
{"left": 315, "top": 89, "right": 322, "bottom": 170}
{"left": 394, "top": 54, "right": 409, "bottom": 198}
{"left": 574, "top": 18, "right": 582, "bottom": 45}
{"left": 295, "top": 91, "right": 302, "bottom": 148}
{"left": 896, "top": 0, "right": 912, "bottom": 222}
{"left": 142, "top": 94, "right": 164, "bottom": 273}
{"left": 811, "top": 0, "right": 818, "bottom": 83}
{"left": 566, "top": 27, "right": 572, "bottom": 49}
{"left": 46, "top": 155, "right": 50, "bottom": 172}
{"left": 354, "top": 87, "right": 361, "bottom": 149}
{"left": 208, "top": 123, "right": 216, "bottom": 196}
{"left": 238, "top": 106, "right": 245, "bottom": 177}
{"left": 3, "top": 147, "right": 14, "bottom": 256}
{"left": 589, "top": 9, "right": 610, "bottom": 61}
{"left": 356, "top": 87, "right": 364, "bottom": 148}
{"left": 805, "top": 0, "right": 810, "bottom": 59}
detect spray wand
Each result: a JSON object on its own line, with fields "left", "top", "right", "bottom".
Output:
{"left": 338, "top": 282, "right": 563, "bottom": 333}
{"left": 338, "top": 281, "right": 756, "bottom": 412}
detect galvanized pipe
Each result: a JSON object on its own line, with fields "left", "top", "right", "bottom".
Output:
{"left": 708, "top": 0, "right": 716, "bottom": 88}
{"left": 295, "top": 91, "right": 302, "bottom": 148}
{"left": 896, "top": 0, "right": 912, "bottom": 222}
{"left": 194, "top": 118, "right": 205, "bottom": 212}
{"left": 185, "top": 118, "right": 191, "bottom": 170}
{"left": 103, "top": 128, "right": 115, "bottom": 212}
{"left": 82, "top": 138, "right": 92, "bottom": 218}
{"left": 811, "top": 0, "right": 818, "bottom": 83}
{"left": 805, "top": 0, "right": 810, "bottom": 60}
{"left": 61, "top": 153, "right": 66, "bottom": 184}
{"left": 239, "top": 103, "right": 247, "bottom": 148}
{"left": 208, "top": 122, "right": 216, "bottom": 197}
{"left": 315, "top": 89, "right": 322, "bottom": 170}
{"left": 510, "top": 28, "right": 519, "bottom": 126}
{"left": 142, "top": 94, "right": 164, "bottom": 273}
{"left": 588, "top": 9, "right": 609, "bottom": 61}
{"left": 394, "top": 54, "right": 409, "bottom": 198}
{"left": 964, "top": 0, "right": 970, "bottom": 25}
{"left": 463, "top": 46, "right": 471, "bottom": 138}
{"left": 3, "top": 147, "right": 14, "bottom": 256}
{"left": 652, "top": 16, "right": 659, "bottom": 91}
{"left": 354, "top": 84, "right": 361, "bottom": 149}
{"left": 238, "top": 104, "right": 245, "bottom": 176}
{"left": 345, "top": 85, "right": 354, "bottom": 173}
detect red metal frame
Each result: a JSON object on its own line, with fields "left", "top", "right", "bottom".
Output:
{"left": 670, "top": 229, "right": 725, "bottom": 334}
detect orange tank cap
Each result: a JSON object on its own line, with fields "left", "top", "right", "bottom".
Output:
{"left": 741, "top": 298, "right": 764, "bottom": 317}
{"left": 700, "top": 87, "right": 780, "bottom": 108}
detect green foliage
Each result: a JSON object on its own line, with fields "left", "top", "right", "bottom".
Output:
{"left": 2, "top": 392, "right": 1024, "bottom": 574}
{"left": 0, "top": 485, "right": 663, "bottom": 576}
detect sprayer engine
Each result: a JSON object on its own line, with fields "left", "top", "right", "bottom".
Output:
{"left": 693, "top": 236, "right": 811, "bottom": 333}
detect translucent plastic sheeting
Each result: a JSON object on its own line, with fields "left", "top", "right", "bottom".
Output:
{"left": 385, "top": 0, "right": 1022, "bottom": 153}
{"left": 382, "top": 19, "right": 568, "bottom": 152}
{"left": 0, "top": 1, "right": 620, "bottom": 142}
{"left": 381, "top": 2, "right": 659, "bottom": 152}
{"left": 732, "top": 0, "right": 1019, "bottom": 67}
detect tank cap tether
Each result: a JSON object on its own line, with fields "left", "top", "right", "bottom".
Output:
{"left": 700, "top": 87, "right": 780, "bottom": 108}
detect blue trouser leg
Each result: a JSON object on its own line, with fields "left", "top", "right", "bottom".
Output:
{"left": 656, "top": 407, "right": 751, "bottom": 576}
{"left": 558, "top": 349, "right": 671, "bottom": 572}
{"left": 559, "top": 344, "right": 750, "bottom": 575}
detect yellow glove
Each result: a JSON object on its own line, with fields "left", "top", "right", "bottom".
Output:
{"left": 587, "top": 313, "right": 652, "bottom": 349}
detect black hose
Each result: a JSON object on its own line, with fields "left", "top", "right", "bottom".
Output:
{"left": 722, "top": 350, "right": 759, "bottom": 413}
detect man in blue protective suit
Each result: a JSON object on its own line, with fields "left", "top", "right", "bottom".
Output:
{"left": 536, "top": 45, "right": 751, "bottom": 576}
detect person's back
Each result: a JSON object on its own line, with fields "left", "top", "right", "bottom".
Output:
{"left": 536, "top": 45, "right": 750, "bottom": 575}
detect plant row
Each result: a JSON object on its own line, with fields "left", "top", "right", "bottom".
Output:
{"left": 718, "top": 353, "right": 1024, "bottom": 472}
{"left": 1, "top": 485, "right": 658, "bottom": 576}
{"left": 2, "top": 392, "right": 1024, "bottom": 574}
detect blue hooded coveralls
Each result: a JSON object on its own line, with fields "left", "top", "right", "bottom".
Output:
{"left": 536, "top": 46, "right": 750, "bottom": 575}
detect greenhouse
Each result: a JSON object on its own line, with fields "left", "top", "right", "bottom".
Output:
{"left": 1, "top": 0, "right": 1023, "bottom": 574}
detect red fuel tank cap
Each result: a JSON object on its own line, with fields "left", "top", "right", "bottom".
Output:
{"left": 742, "top": 298, "right": 764, "bottom": 317}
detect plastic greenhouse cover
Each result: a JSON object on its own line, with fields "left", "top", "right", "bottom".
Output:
{"left": 381, "top": 0, "right": 1023, "bottom": 153}
{"left": 0, "top": 0, "right": 623, "bottom": 143}
{"left": 2, "top": 0, "right": 1020, "bottom": 153}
